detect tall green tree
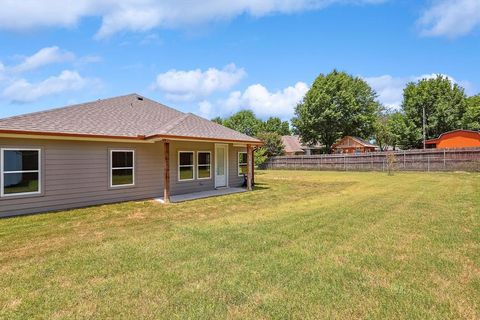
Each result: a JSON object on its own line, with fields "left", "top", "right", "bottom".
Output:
{"left": 261, "top": 117, "right": 291, "bottom": 135}
{"left": 222, "top": 110, "right": 263, "bottom": 137}
{"left": 292, "top": 70, "right": 380, "bottom": 152}
{"left": 463, "top": 95, "right": 480, "bottom": 130}
{"left": 211, "top": 116, "right": 223, "bottom": 125}
{"left": 401, "top": 75, "right": 467, "bottom": 147}
{"left": 387, "top": 112, "right": 420, "bottom": 150}
{"left": 373, "top": 111, "right": 393, "bottom": 151}
{"left": 256, "top": 132, "right": 285, "bottom": 158}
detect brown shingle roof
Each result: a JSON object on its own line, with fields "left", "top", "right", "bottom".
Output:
{"left": 281, "top": 135, "right": 305, "bottom": 154}
{"left": 281, "top": 135, "right": 324, "bottom": 153}
{"left": 0, "top": 93, "right": 261, "bottom": 144}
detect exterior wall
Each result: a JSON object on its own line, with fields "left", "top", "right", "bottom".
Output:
{"left": 168, "top": 141, "right": 245, "bottom": 195}
{"left": 436, "top": 132, "right": 480, "bottom": 149}
{"left": 0, "top": 137, "right": 247, "bottom": 217}
{"left": 229, "top": 145, "right": 246, "bottom": 188}
{"left": 334, "top": 137, "right": 375, "bottom": 154}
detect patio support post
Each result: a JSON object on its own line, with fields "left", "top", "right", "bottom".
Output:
{"left": 163, "top": 141, "right": 171, "bottom": 203}
{"left": 247, "top": 144, "right": 253, "bottom": 191}
{"left": 251, "top": 148, "right": 255, "bottom": 186}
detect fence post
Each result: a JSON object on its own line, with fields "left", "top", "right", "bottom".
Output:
{"left": 427, "top": 156, "right": 430, "bottom": 172}
{"left": 404, "top": 151, "right": 406, "bottom": 169}
{"left": 344, "top": 154, "right": 347, "bottom": 171}
{"left": 443, "top": 149, "right": 446, "bottom": 170}
{"left": 371, "top": 153, "right": 373, "bottom": 169}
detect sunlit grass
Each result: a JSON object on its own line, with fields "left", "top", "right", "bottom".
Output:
{"left": 0, "top": 170, "right": 479, "bottom": 319}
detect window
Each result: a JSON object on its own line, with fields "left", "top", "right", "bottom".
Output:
{"left": 110, "top": 150, "right": 134, "bottom": 187}
{"left": 197, "top": 152, "right": 211, "bottom": 179}
{"left": 1, "top": 148, "right": 41, "bottom": 197}
{"left": 238, "top": 152, "right": 248, "bottom": 176}
{"left": 178, "top": 151, "right": 194, "bottom": 181}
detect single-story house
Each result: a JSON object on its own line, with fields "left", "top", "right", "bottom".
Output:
{"left": 425, "top": 129, "right": 480, "bottom": 149}
{"left": 0, "top": 94, "right": 262, "bottom": 217}
{"left": 332, "top": 136, "right": 377, "bottom": 154}
{"left": 281, "top": 135, "right": 323, "bottom": 155}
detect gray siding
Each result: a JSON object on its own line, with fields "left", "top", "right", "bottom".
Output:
{"left": 0, "top": 138, "right": 246, "bottom": 217}
{"left": 229, "top": 146, "right": 246, "bottom": 187}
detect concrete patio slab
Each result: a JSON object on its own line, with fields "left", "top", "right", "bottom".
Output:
{"left": 154, "top": 187, "right": 246, "bottom": 203}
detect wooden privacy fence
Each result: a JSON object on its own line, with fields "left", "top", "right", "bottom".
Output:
{"left": 262, "top": 148, "right": 480, "bottom": 172}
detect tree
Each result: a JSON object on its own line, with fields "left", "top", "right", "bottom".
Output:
{"left": 401, "top": 75, "right": 467, "bottom": 148}
{"left": 256, "top": 132, "right": 285, "bottom": 158}
{"left": 253, "top": 147, "right": 268, "bottom": 167}
{"left": 222, "top": 110, "right": 262, "bottom": 137}
{"left": 463, "top": 95, "right": 480, "bottom": 130}
{"left": 387, "top": 112, "right": 420, "bottom": 150}
{"left": 292, "top": 70, "right": 380, "bottom": 153}
{"left": 374, "top": 111, "right": 393, "bottom": 151}
{"left": 261, "top": 117, "right": 291, "bottom": 135}
{"left": 211, "top": 117, "right": 223, "bottom": 125}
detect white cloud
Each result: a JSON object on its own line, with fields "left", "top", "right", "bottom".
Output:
{"left": 0, "top": 0, "right": 387, "bottom": 38}
{"left": 223, "top": 82, "right": 309, "bottom": 119}
{"left": 12, "top": 46, "right": 75, "bottom": 73}
{"left": 2, "top": 70, "right": 90, "bottom": 102}
{"left": 364, "top": 73, "right": 474, "bottom": 109}
{"left": 0, "top": 62, "right": 5, "bottom": 81}
{"left": 153, "top": 64, "right": 246, "bottom": 101}
{"left": 418, "top": 0, "right": 480, "bottom": 38}
{"left": 198, "top": 100, "right": 214, "bottom": 119}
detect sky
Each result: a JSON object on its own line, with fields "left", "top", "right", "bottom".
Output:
{"left": 0, "top": 0, "right": 479, "bottom": 121}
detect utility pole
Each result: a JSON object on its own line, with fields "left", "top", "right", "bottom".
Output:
{"left": 422, "top": 106, "right": 426, "bottom": 150}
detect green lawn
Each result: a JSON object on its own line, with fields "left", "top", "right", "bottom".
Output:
{"left": 1, "top": 170, "right": 479, "bottom": 319}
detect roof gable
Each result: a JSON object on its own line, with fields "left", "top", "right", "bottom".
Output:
{"left": 333, "top": 136, "right": 377, "bottom": 148}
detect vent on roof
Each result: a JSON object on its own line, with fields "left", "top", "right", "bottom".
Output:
{"left": 137, "top": 96, "right": 144, "bottom": 101}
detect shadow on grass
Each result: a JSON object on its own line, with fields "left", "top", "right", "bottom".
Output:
{"left": 253, "top": 182, "right": 270, "bottom": 191}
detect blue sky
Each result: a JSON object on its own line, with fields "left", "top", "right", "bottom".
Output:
{"left": 0, "top": 0, "right": 479, "bottom": 120}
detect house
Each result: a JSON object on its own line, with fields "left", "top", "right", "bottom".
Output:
{"left": 425, "top": 129, "right": 480, "bottom": 149}
{"left": 0, "top": 94, "right": 262, "bottom": 217}
{"left": 332, "top": 136, "right": 377, "bottom": 154}
{"left": 281, "top": 135, "right": 323, "bottom": 155}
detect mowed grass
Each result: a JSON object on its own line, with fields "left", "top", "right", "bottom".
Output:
{"left": 0, "top": 170, "right": 479, "bottom": 319}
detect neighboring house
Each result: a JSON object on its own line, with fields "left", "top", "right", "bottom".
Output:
{"left": 425, "top": 129, "right": 480, "bottom": 149}
{"left": 0, "top": 94, "right": 262, "bottom": 217}
{"left": 332, "top": 136, "right": 377, "bottom": 154}
{"left": 281, "top": 135, "right": 323, "bottom": 155}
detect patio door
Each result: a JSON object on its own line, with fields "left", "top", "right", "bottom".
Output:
{"left": 215, "top": 144, "right": 228, "bottom": 188}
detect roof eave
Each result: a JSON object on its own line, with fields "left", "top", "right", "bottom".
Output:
{"left": 147, "top": 134, "right": 263, "bottom": 145}
{"left": 0, "top": 129, "right": 263, "bottom": 145}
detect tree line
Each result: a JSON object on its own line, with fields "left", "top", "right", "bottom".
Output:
{"left": 213, "top": 70, "right": 480, "bottom": 160}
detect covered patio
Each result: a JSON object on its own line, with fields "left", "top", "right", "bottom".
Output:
{"left": 160, "top": 141, "right": 256, "bottom": 204}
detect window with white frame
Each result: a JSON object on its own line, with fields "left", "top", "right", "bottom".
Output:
{"left": 197, "top": 151, "right": 211, "bottom": 179}
{"left": 1, "top": 148, "right": 41, "bottom": 197}
{"left": 178, "top": 151, "right": 194, "bottom": 181}
{"left": 110, "top": 150, "right": 135, "bottom": 187}
{"left": 238, "top": 152, "right": 248, "bottom": 176}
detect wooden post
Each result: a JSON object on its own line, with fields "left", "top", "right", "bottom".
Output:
{"left": 247, "top": 144, "right": 253, "bottom": 191}
{"left": 251, "top": 147, "right": 255, "bottom": 186}
{"left": 163, "top": 141, "right": 170, "bottom": 203}
{"left": 443, "top": 149, "right": 446, "bottom": 170}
